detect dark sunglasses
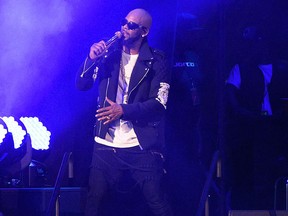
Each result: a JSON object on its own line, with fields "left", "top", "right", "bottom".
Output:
{"left": 121, "top": 19, "right": 143, "bottom": 30}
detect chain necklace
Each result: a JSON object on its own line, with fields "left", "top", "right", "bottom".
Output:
{"left": 119, "top": 56, "right": 128, "bottom": 104}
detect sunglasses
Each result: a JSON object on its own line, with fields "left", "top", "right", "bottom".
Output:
{"left": 121, "top": 19, "right": 143, "bottom": 30}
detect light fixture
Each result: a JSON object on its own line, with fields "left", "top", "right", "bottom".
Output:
{"left": 1, "top": 116, "right": 26, "bottom": 149}
{"left": 20, "top": 117, "right": 51, "bottom": 150}
{"left": 0, "top": 116, "right": 51, "bottom": 150}
{"left": 0, "top": 120, "right": 8, "bottom": 144}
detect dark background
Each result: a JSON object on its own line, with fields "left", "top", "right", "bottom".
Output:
{"left": 1, "top": 0, "right": 288, "bottom": 215}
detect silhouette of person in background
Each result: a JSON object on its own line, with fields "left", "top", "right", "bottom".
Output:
{"left": 225, "top": 25, "right": 288, "bottom": 210}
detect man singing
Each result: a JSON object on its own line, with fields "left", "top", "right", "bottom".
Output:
{"left": 76, "top": 8, "right": 173, "bottom": 216}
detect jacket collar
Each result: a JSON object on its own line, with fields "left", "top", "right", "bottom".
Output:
{"left": 137, "top": 40, "right": 154, "bottom": 62}
{"left": 127, "top": 40, "right": 154, "bottom": 95}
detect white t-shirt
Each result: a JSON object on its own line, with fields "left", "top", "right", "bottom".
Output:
{"left": 95, "top": 51, "right": 141, "bottom": 148}
{"left": 226, "top": 64, "right": 273, "bottom": 115}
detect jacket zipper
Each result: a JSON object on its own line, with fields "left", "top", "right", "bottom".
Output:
{"left": 97, "top": 64, "right": 150, "bottom": 148}
{"left": 127, "top": 67, "right": 150, "bottom": 150}
{"left": 97, "top": 78, "right": 110, "bottom": 136}
{"left": 127, "top": 67, "right": 150, "bottom": 101}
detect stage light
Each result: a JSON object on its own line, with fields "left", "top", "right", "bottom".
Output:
{"left": 1, "top": 116, "right": 51, "bottom": 187}
{"left": 0, "top": 120, "right": 10, "bottom": 163}
{"left": 0, "top": 117, "right": 31, "bottom": 178}
{"left": 0, "top": 117, "right": 51, "bottom": 150}
{"left": 1, "top": 117, "right": 26, "bottom": 149}
{"left": 0, "top": 118, "right": 14, "bottom": 154}
{"left": 20, "top": 117, "right": 51, "bottom": 150}
{"left": 0, "top": 124, "right": 8, "bottom": 144}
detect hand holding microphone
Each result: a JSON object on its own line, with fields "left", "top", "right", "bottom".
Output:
{"left": 89, "top": 31, "right": 122, "bottom": 60}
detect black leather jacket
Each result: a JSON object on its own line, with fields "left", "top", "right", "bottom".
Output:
{"left": 76, "top": 40, "right": 171, "bottom": 151}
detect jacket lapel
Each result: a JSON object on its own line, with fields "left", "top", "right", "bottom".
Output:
{"left": 128, "top": 42, "right": 154, "bottom": 93}
{"left": 106, "top": 50, "right": 121, "bottom": 102}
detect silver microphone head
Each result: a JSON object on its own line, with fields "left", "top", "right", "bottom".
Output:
{"left": 105, "top": 31, "right": 122, "bottom": 47}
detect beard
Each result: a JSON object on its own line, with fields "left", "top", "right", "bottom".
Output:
{"left": 122, "top": 32, "right": 142, "bottom": 47}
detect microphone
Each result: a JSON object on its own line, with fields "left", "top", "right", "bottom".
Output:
{"left": 89, "top": 31, "right": 122, "bottom": 62}
{"left": 105, "top": 31, "right": 122, "bottom": 47}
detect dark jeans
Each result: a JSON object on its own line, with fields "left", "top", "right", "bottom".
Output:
{"left": 85, "top": 146, "right": 173, "bottom": 216}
